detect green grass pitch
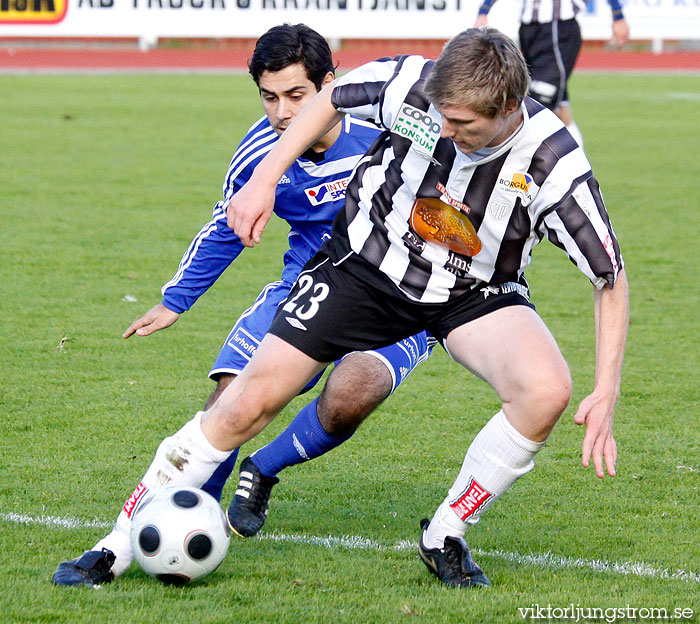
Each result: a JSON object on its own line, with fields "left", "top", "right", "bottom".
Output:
{"left": 0, "top": 72, "right": 698, "bottom": 623}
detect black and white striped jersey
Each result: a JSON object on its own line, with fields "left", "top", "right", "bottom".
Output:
{"left": 478, "top": 0, "right": 623, "bottom": 25}
{"left": 328, "top": 55, "right": 623, "bottom": 304}
{"left": 517, "top": 0, "right": 587, "bottom": 24}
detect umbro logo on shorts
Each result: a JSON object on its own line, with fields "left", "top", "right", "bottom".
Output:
{"left": 285, "top": 317, "right": 307, "bottom": 331}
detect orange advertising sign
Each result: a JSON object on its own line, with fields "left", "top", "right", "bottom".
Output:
{"left": 0, "top": 0, "right": 67, "bottom": 24}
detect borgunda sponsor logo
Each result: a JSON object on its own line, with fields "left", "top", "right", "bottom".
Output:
{"left": 499, "top": 172, "right": 533, "bottom": 200}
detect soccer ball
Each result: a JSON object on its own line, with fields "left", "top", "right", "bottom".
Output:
{"left": 130, "top": 486, "right": 230, "bottom": 585}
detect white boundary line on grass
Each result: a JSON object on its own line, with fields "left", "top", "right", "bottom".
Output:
{"left": 3, "top": 511, "right": 699, "bottom": 584}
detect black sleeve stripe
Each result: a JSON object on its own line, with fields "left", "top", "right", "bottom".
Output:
{"left": 533, "top": 170, "right": 592, "bottom": 232}
{"left": 331, "top": 80, "right": 386, "bottom": 111}
{"left": 553, "top": 194, "right": 619, "bottom": 283}
{"left": 528, "top": 127, "right": 579, "bottom": 187}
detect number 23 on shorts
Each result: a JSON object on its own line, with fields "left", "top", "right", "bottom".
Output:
{"left": 282, "top": 274, "right": 330, "bottom": 320}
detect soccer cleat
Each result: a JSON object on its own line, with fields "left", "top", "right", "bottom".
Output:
{"left": 52, "top": 548, "right": 116, "bottom": 587}
{"left": 417, "top": 518, "right": 490, "bottom": 588}
{"left": 226, "top": 456, "right": 279, "bottom": 538}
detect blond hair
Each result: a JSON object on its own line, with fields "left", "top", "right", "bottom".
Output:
{"left": 424, "top": 28, "right": 530, "bottom": 118}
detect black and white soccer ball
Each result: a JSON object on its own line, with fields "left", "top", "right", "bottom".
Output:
{"left": 130, "top": 486, "right": 230, "bottom": 585}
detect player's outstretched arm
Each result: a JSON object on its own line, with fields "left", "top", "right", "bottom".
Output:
{"left": 123, "top": 302, "right": 180, "bottom": 338}
{"left": 228, "top": 82, "right": 343, "bottom": 247}
{"left": 574, "top": 269, "right": 629, "bottom": 478}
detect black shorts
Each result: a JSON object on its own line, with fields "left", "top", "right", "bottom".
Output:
{"left": 268, "top": 251, "right": 535, "bottom": 363}
{"left": 519, "top": 19, "right": 582, "bottom": 109}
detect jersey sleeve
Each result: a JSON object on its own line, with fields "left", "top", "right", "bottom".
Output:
{"left": 477, "top": 0, "right": 498, "bottom": 15}
{"left": 331, "top": 56, "right": 431, "bottom": 132}
{"left": 607, "top": 0, "right": 625, "bottom": 20}
{"left": 161, "top": 118, "right": 276, "bottom": 313}
{"left": 160, "top": 200, "right": 245, "bottom": 314}
{"left": 539, "top": 176, "right": 624, "bottom": 290}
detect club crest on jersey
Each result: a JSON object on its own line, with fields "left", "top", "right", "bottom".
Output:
{"left": 304, "top": 177, "right": 350, "bottom": 206}
{"left": 488, "top": 200, "right": 512, "bottom": 221}
{"left": 449, "top": 477, "right": 493, "bottom": 521}
{"left": 499, "top": 172, "right": 534, "bottom": 201}
{"left": 391, "top": 104, "right": 440, "bottom": 159}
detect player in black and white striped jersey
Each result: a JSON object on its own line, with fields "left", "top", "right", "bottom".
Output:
{"left": 475, "top": 0, "right": 629, "bottom": 147}
{"left": 116, "top": 29, "right": 628, "bottom": 589}
{"left": 220, "top": 28, "right": 629, "bottom": 587}
{"left": 323, "top": 58, "right": 615, "bottom": 304}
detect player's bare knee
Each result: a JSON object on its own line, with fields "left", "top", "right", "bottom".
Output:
{"left": 318, "top": 353, "right": 392, "bottom": 435}
{"left": 529, "top": 369, "right": 572, "bottom": 426}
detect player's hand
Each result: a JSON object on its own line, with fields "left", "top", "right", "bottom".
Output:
{"left": 573, "top": 391, "right": 618, "bottom": 478}
{"left": 123, "top": 303, "right": 180, "bottom": 338}
{"left": 610, "top": 18, "right": 629, "bottom": 49}
{"left": 227, "top": 180, "right": 276, "bottom": 248}
{"left": 474, "top": 14, "right": 489, "bottom": 27}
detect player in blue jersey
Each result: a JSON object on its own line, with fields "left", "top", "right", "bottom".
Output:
{"left": 52, "top": 24, "right": 433, "bottom": 587}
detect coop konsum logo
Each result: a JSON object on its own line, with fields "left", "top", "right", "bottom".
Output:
{"left": 1, "top": 0, "right": 68, "bottom": 23}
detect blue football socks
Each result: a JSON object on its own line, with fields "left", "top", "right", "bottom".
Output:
{"left": 251, "top": 398, "right": 354, "bottom": 477}
{"left": 201, "top": 448, "right": 239, "bottom": 502}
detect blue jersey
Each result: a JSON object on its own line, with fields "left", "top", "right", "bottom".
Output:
{"left": 161, "top": 114, "right": 381, "bottom": 314}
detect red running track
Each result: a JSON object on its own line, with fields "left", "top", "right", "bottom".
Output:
{"left": 1, "top": 45, "right": 699, "bottom": 72}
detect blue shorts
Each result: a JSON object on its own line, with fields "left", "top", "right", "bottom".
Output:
{"left": 209, "top": 279, "right": 435, "bottom": 393}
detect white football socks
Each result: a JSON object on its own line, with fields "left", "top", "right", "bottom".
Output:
{"left": 422, "top": 410, "right": 544, "bottom": 549}
{"left": 92, "top": 411, "right": 232, "bottom": 577}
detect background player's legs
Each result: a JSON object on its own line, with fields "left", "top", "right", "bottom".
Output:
{"left": 520, "top": 20, "right": 583, "bottom": 145}
{"left": 423, "top": 305, "right": 571, "bottom": 548}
